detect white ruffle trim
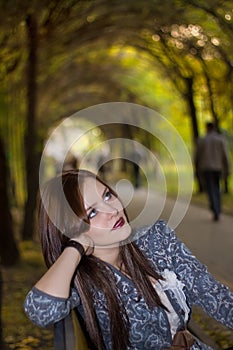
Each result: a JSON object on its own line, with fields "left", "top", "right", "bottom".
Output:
{"left": 155, "top": 269, "right": 190, "bottom": 323}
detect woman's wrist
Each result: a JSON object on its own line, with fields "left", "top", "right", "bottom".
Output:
{"left": 62, "top": 240, "right": 85, "bottom": 258}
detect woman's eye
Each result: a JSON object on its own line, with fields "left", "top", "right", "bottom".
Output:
{"left": 104, "top": 190, "right": 112, "bottom": 201}
{"left": 88, "top": 208, "right": 97, "bottom": 219}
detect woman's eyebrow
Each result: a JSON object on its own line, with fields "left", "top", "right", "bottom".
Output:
{"left": 86, "top": 204, "right": 95, "bottom": 212}
{"left": 102, "top": 187, "right": 108, "bottom": 198}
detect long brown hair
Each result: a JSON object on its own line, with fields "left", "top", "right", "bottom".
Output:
{"left": 39, "top": 169, "right": 165, "bottom": 350}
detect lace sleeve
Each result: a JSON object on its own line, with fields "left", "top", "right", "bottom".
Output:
{"left": 156, "top": 269, "right": 191, "bottom": 323}
{"left": 161, "top": 221, "right": 233, "bottom": 329}
{"left": 24, "top": 287, "right": 80, "bottom": 327}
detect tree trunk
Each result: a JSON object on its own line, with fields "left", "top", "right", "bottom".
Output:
{"left": 185, "top": 77, "right": 199, "bottom": 143}
{"left": 204, "top": 72, "right": 219, "bottom": 130}
{"left": 22, "top": 14, "right": 39, "bottom": 240}
{"left": 0, "top": 268, "right": 3, "bottom": 348}
{"left": 184, "top": 77, "right": 203, "bottom": 192}
{"left": 0, "top": 137, "right": 20, "bottom": 265}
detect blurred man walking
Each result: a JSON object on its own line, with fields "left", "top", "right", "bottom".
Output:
{"left": 195, "top": 122, "right": 231, "bottom": 221}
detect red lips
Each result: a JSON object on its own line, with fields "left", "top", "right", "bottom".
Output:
{"left": 112, "top": 217, "right": 125, "bottom": 230}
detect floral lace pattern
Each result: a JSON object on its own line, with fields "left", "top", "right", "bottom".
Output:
{"left": 154, "top": 269, "right": 191, "bottom": 338}
{"left": 157, "top": 269, "right": 191, "bottom": 323}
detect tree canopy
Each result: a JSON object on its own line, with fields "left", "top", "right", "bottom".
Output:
{"left": 0, "top": 0, "right": 232, "bottom": 244}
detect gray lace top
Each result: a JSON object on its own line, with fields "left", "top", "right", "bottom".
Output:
{"left": 24, "top": 220, "right": 233, "bottom": 349}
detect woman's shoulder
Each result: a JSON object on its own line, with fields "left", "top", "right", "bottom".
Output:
{"left": 132, "top": 219, "right": 172, "bottom": 242}
{"left": 131, "top": 220, "right": 175, "bottom": 269}
{"left": 132, "top": 220, "right": 174, "bottom": 253}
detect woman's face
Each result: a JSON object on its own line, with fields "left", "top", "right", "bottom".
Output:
{"left": 82, "top": 177, "right": 132, "bottom": 247}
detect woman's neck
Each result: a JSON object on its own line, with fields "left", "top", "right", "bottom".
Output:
{"left": 93, "top": 246, "right": 121, "bottom": 268}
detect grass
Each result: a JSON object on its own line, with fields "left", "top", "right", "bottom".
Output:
{"left": 191, "top": 306, "right": 233, "bottom": 349}
{"left": 2, "top": 241, "right": 54, "bottom": 350}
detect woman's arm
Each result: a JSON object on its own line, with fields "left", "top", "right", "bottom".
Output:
{"left": 137, "top": 221, "right": 233, "bottom": 329}
{"left": 34, "top": 235, "right": 93, "bottom": 297}
{"left": 159, "top": 221, "right": 233, "bottom": 329}
{"left": 35, "top": 246, "right": 82, "bottom": 298}
{"left": 24, "top": 236, "right": 93, "bottom": 327}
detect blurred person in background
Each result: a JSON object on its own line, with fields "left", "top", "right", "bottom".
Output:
{"left": 195, "top": 122, "right": 231, "bottom": 221}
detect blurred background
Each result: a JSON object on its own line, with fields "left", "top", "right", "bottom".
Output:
{"left": 0, "top": 0, "right": 232, "bottom": 349}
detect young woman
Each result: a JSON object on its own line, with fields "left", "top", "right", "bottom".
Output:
{"left": 24, "top": 169, "right": 233, "bottom": 350}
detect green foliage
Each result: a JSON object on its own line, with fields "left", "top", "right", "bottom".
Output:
{"left": 109, "top": 47, "right": 192, "bottom": 144}
{"left": 0, "top": 0, "right": 232, "bottom": 224}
